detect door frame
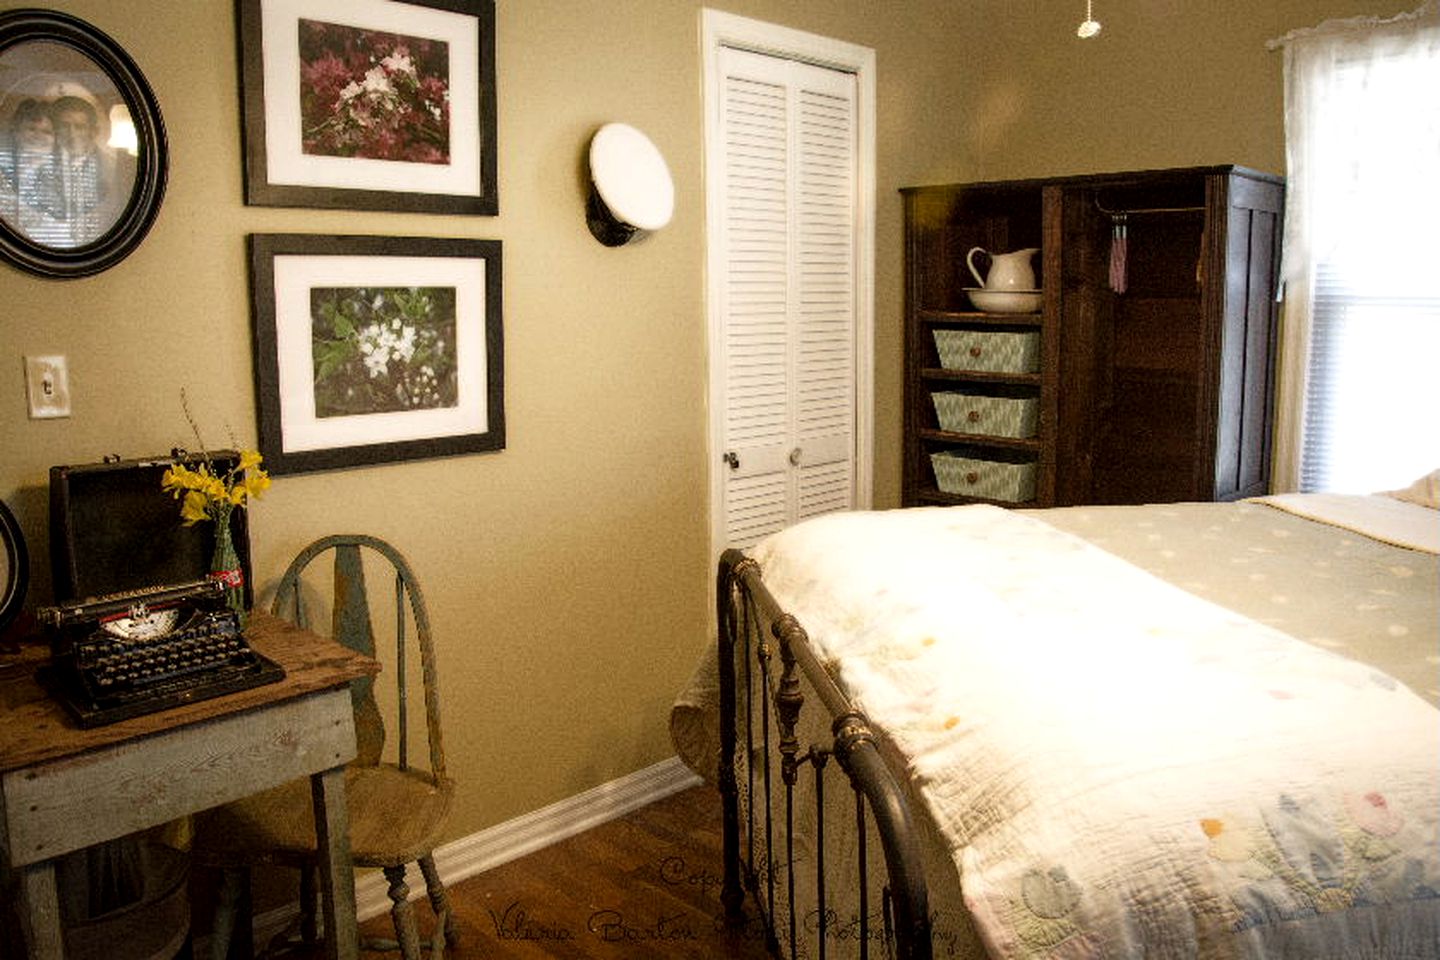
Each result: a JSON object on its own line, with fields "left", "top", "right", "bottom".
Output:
{"left": 700, "top": 7, "right": 877, "bottom": 558}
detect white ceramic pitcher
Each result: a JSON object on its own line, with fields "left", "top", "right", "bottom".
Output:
{"left": 966, "top": 247, "right": 1039, "bottom": 291}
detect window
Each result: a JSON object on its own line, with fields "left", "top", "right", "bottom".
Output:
{"left": 1272, "top": 4, "right": 1440, "bottom": 493}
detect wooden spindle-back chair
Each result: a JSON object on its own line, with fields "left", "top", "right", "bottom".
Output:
{"left": 195, "top": 535, "right": 457, "bottom": 959}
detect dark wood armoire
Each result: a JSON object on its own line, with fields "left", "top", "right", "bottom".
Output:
{"left": 902, "top": 165, "right": 1284, "bottom": 508}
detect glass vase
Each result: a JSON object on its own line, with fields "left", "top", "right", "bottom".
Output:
{"left": 209, "top": 507, "right": 247, "bottom": 624}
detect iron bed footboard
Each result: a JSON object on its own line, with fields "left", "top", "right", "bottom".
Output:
{"left": 716, "top": 548, "right": 933, "bottom": 960}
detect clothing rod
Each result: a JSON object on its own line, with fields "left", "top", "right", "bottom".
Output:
{"left": 1094, "top": 198, "right": 1204, "bottom": 217}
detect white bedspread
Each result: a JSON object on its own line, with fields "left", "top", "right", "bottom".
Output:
{"left": 750, "top": 505, "right": 1440, "bottom": 958}
{"left": 1252, "top": 491, "right": 1439, "bottom": 554}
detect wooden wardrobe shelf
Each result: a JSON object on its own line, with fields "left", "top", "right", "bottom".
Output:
{"left": 918, "top": 309, "right": 1043, "bottom": 327}
{"left": 920, "top": 368, "right": 1042, "bottom": 386}
{"left": 911, "top": 487, "right": 1041, "bottom": 509}
{"left": 917, "top": 429, "right": 1041, "bottom": 452}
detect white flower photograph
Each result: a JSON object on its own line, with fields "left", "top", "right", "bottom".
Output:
{"left": 249, "top": 233, "right": 503, "bottom": 474}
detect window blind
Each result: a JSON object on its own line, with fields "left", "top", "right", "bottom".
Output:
{"left": 1300, "top": 264, "right": 1440, "bottom": 492}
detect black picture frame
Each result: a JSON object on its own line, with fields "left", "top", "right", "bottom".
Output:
{"left": 0, "top": 9, "right": 168, "bottom": 278}
{"left": 237, "top": 0, "right": 498, "bottom": 215}
{"left": 0, "top": 497, "right": 27, "bottom": 637}
{"left": 249, "top": 233, "right": 504, "bottom": 475}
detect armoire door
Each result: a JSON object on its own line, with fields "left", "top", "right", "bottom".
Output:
{"left": 708, "top": 43, "right": 863, "bottom": 552}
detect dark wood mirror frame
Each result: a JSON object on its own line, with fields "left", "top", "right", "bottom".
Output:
{"left": 0, "top": 498, "right": 27, "bottom": 637}
{"left": 0, "top": 8, "right": 167, "bottom": 279}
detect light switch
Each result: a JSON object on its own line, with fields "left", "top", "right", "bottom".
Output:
{"left": 25, "top": 355, "right": 71, "bottom": 419}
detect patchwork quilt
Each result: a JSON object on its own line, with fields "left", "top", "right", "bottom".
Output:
{"left": 734, "top": 503, "right": 1440, "bottom": 958}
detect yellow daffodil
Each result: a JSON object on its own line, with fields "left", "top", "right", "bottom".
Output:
{"left": 243, "top": 472, "right": 272, "bottom": 500}
{"left": 161, "top": 449, "right": 270, "bottom": 526}
{"left": 180, "top": 490, "right": 211, "bottom": 524}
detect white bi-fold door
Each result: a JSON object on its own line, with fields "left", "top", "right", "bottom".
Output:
{"left": 703, "top": 13, "right": 875, "bottom": 554}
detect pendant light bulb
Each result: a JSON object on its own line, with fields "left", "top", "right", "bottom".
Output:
{"left": 1078, "top": 0, "right": 1101, "bottom": 37}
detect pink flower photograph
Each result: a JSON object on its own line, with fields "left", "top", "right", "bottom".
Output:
{"left": 241, "top": 0, "right": 495, "bottom": 214}
{"left": 298, "top": 19, "right": 450, "bottom": 164}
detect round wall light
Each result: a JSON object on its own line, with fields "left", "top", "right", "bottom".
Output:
{"left": 586, "top": 122, "right": 675, "bottom": 246}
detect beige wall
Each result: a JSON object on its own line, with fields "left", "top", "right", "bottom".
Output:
{"left": 955, "top": 0, "right": 1396, "bottom": 183}
{"left": 0, "top": 0, "right": 1391, "bottom": 841}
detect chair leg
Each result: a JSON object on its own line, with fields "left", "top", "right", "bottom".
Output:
{"left": 298, "top": 864, "right": 318, "bottom": 944}
{"left": 418, "top": 854, "right": 460, "bottom": 947}
{"left": 383, "top": 864, "right": 423, "bottom": 960}
{"left": 210, "top": 868, "right": 254, "bottom": 960}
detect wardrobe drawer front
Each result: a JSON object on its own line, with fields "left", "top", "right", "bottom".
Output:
{"left": 931, "top": 392, "right": 1039, "bottom": 438}
{"left": 930, "top": 451, "right": 1037, "bottom": 502}
{"left": 933, "top": 330, "right": 1040, "bottom": 374}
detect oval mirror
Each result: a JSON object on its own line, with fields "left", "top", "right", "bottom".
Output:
{"left": 0, "top": 9, "right": 167, "bottom": 278}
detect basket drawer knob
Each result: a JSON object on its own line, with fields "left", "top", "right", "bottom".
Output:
{"left": 967, "top": 410, "right": 982, "bottom": 423}
{"left": 965, "top": 471, "right": 980, "bottom": 484}
{"left": 968, "top": 346, "right": 983, "bottom": 358}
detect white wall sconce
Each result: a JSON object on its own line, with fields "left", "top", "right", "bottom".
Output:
{"left": 586, "top": 122, "right": 675, "bottom": 246}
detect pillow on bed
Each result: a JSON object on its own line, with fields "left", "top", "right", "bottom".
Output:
{"left": 1383, "top": 468, "right": 1440, "bottom": 509}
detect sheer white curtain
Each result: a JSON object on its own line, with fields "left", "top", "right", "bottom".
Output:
{"left": 1270, "top": 2, "right": 1440, "bottom": 493}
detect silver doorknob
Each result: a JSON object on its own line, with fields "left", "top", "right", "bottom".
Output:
{"left": 723, "top": 451, "right": 740, "bottom": 469}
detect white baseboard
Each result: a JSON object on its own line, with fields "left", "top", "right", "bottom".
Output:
{"left": 355, "top": 754, "right": 702, "bottom": 919}
{"left": 235, "top": 756, "right": 702, "bottom": 946}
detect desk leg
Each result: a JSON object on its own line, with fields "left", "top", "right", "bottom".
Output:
{"left": 18, "top": 862, "right": 65, "bottom": 960}
{"left": 310, "top": 766, "right": 358, "bottom": 960}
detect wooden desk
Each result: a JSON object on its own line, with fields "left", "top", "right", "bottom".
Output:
{"left": 0, "top": 613, "right": 379, "bottom": 960}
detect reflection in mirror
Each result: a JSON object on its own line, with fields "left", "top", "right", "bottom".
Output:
{"left": 107, "top": 103, "right": 136, "bottom": 153}
{"left": 0, "top": 39, "right": 138, "bottom": 248}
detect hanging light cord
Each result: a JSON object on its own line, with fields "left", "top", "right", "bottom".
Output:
{"left": 1078, "top": 0, "right": 1102, "bottom": 38}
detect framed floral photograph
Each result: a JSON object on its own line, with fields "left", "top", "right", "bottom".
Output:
{"left": 238, "top": 0, "right": 497, "bottom": 214}
{"left": 250, "top": 233, "right": 504, "bottom": 474}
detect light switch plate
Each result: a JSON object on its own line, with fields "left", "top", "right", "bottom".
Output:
{"left": 24, "top": 355, "right": 71, "bottom": 419}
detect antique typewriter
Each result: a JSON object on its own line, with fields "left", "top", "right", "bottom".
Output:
{"left": 38, "top": 577, "right": 285, "bottom": 727}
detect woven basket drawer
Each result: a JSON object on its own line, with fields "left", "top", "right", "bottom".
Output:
{"left": 933, "top": 329, "right": 1041, "bottom": 374}
{"left": 930, "top": 451, "right": 1037, "bottom": 502}
{"left": 931, "top": 392, "right": 1038, "bottom": 438}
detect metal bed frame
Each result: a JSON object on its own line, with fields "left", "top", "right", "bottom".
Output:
{"left": 716, "top": 548, "right": 934, "bottom": 960}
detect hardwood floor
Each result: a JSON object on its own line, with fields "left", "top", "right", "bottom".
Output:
{"left": 300, "top": 784, "right": 773, "bottom": 959}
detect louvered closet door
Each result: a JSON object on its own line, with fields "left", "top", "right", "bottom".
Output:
{"left": 718, "top": 46, "right": 858, "bottom": 550}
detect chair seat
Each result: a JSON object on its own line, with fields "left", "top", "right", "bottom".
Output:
{"left": 196, "top": 765, "right": 454, "bottom": 869}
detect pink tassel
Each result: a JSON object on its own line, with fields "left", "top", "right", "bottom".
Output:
{"left": 1108, "top": 215, "right": 1128, "bottom": 294}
